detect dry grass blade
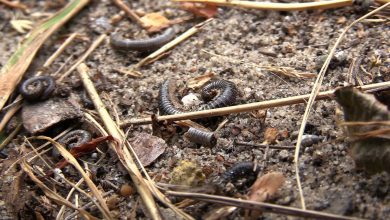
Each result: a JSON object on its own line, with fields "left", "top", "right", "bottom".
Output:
{"left": 40, "top": 33, "right": 79, "bottom": 75}
{"left": 166, "top": 191, "right": 357, "bottom": 220}
{"left": 119, "top": 81, "right": 390, "bottom": 126}
{"left": 202, "top": 50, "right": 316, "bottom": 79}
{"left": 33, "top": 136, "right": 113, "bottom": 219}
{"left": 111, "top": 0, "right": 147, "bottom": 28}
{"left": 83, "top": 112, "right": 194, "bottom": 219}
{"left": 293, "top": 2, "right": 390, "bottom": 209}
{"left": 56, "top": 178, "right": 84, "bottom": 220}
{"left": 0, "top": 0, "right": 27, "bottom": 10}
{"left": 20, "top": 161, "right": 95, "bottom": 219}
{"left": 0, "top": 123, "right": 22, "bottom": 151}
{"left": 0, "top": 102, "right": 21, "bottom": 133}
{"left": 135, "top": 18, "right": 213, "bottom": 68}
{"left": 10, "top": 19, "right": 34, "bottom": 33}
{"left": 57, "top": 34, "right": 107, "bottom": 82}
{"left": 77, "top": 63, "right": 162, "bottom": 220}
{"left": 173, "top": 0, "right": 353, "bottom": 11}
{"left": 0, "top": 0, "right": 90, "bottom": 111}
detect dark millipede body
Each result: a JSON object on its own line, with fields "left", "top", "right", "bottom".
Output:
{"left": 185, "top": 127, "right": 217, "bottom": 147}
{"left": 158, "top": 79, "right": 185, "bottom": 115}
{"left": 221, "top": 162, "right": 260, "bottom": 184}
{"left": 199, "top": 80, "right": 238, "bottom": 110}
{"left": 19, "top": 76, "right": 55, "bottom": 102}
{"left": 110, "top": 28, "right": 175, "bottom": 52}
{"left": 52, "top": 129, "right": 92, "bottom": 157}
{"left": 80, "top": 90, "right": 94, "bottom": 108}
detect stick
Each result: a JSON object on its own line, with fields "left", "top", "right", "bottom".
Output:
{"left": 119, "top": 81, "right": 390, "bottom": 127}
{"left": 77, "top": 63, "right": 162, "bottom": 220}
{"left": 172, "top": 0, "right": 353, "bottom": 11}
{"left": 135, "top": 18, "right": 213, "bottom": 68}
{"left": 111, "top": 0, "right": 147, "bottom": 28}
{"left": 0, "top": 0, "right": 27, "bottom": 10}
{"left": 166, "top": 191, "right": 357, "bottom": 220}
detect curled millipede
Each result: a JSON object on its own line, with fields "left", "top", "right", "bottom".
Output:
{"left": 185, "top": 127, "right": 217, "bottom": 147}
{"left": 221, "top": 161, "right": 260, "bottom": 184}
{"left": 199, "top": 79, "right": 238, "bottom": 110}
{"left": 110, "top": 28, "right": 175, "bottom": 52}
{"left": 52, "top": 129, "right": 92, "bottom": 157}
{"left": 158, "top": 79, "right": 186, "bottom": 115}
{"left": 19, "top": 76, "right": 55, "bottom": 102}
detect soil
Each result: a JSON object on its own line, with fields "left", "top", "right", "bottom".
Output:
{"left": 0, "top": 0, "right": 390, "bottom": 219}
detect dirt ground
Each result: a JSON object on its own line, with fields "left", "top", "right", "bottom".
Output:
{"left": 0, "top": 0, "right": 390, "bottom": 219}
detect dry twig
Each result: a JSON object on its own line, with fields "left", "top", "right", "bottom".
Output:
{"left": 111, "top": 0, "right": 147, "bottom": 28}
{"left": 166, "top": 191, "right": 356, "bottom": 220}
{"left": 77, "top": 63, "right": 162, "bottom": 220}
{"left": 119, "top": 81, "right": 390, "bottom": 127}
{"left": 0, "top": 0, "right": 27, "bottom": 10}
{"left": 173, "top": 0, "right": 353, "bottom": 11}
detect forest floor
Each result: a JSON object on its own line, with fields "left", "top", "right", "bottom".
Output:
{"left": 0, "top": 0, "right": 389, "bottom": 219}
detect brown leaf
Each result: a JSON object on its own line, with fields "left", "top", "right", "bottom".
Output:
{"left": 335, "top": 87, "right": 390, "bottom": 173}
{"left": 22, "top": 99, "right": 81, "bottom": 134}
{"left": 188, "top": 72, "right": 215, "bottom": 89}
{"left": 263, "top": 127, "right": 279, "bottom": 144}
{"left": 180, "top": 3, "right": 218, "bottom": 18}
{"left": 129, "top": 132, "right": 167, "bottom": 166}
{"left": 140, "top": 12, "right": 171, "bottom": 33}
{"left": 248, "top": 172, "right": 285, "bottom": 202}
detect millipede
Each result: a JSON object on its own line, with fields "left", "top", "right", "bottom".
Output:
{"left": 52, "top": 129, "right": 92, "bottom": 157}
{"left": 19, "top": 75, "right": 55, "bottom": 102}
{"left": 221, "top": 161, "right": 260, "bottom": 184}
{"left": 199, "top": 79, "right": 239, "bottom": 110}
{"left": 158, "top": 79, "right": 186, "bottom": 115}
{"left": 110, "top": 27, "right": 175, "bottom": 52}
{"left": 185, "top": 127, "right": 217, "bottom": 147}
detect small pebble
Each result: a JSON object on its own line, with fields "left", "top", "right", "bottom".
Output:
{"left": 279, "top": 150, "right": 289, "bottom": 161}
{"left": 181, "top": 93, "right": 201, "bottom": 107}
{"left": 120, "top": 184, "right": 134, "bottom": 197}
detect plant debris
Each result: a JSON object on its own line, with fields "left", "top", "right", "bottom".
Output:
{"left": 21, "top": 98, "right": 81, "bottom": 134}
{"left": 335, "top": 87, "right": 390, "bottom": 173}
{"left": 129, "top": 132, "right": 167, "bottom": 166}
{"left": 169, "top": 160, "right": 206, "bottom": 186}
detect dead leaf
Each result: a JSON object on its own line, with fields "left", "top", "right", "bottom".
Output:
{"left": 10, "top": 19, "right": 33, "bottom": 33}
{"left": 263, "top": 127, "right": 279, "bottom": 144}
{"left": 22, "top": 99, "right": 82, "bottom": 134}
{"left": 140, "top": 12, "right": 170, "bottom": 33}
{"left": 188, "top": 72, "right": 215, "bottom": 89}
{"left": 248, "top": 172, "right": 285, "bottom": 202}
{"left": 337, "top": 16, "right": 347, "bottom": 24}
{"left": 246, "top": 172, "right": 285, "bottom": 219}
{"left": 180, "top": 3, "right": 218, "bottom": 18}
{"left": 335, "top": 87, "right": 390, "bottom": 173}
{"left": 129, "top": 132, "right": 167, "bottom": 166}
